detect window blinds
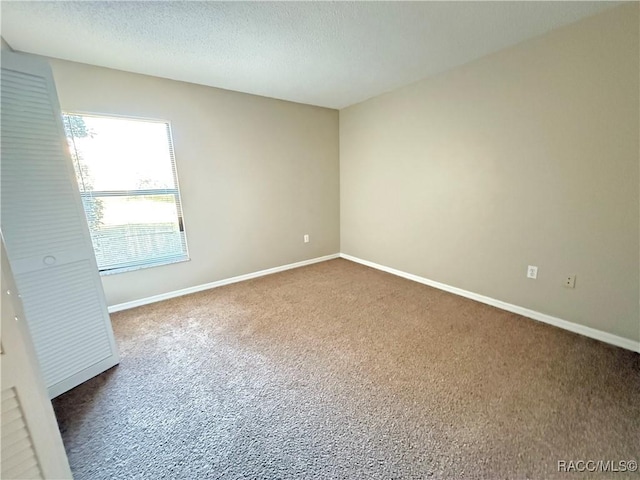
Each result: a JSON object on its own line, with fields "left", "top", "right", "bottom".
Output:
{"left": 62, "top": 114, "right": 189, "bottom": 273}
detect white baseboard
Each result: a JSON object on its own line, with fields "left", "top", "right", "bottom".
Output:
{"left": 108, "top": 253, "right": 340, "bottom": 313}
{"left": 340, "top": 253, "right": 640, "bottom": 353}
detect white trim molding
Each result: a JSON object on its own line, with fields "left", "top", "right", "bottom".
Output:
{"left": 108, "top": 253, "right": 340, "bottom": 313}
{"left": 340, "top": 253, "right": 640, "bottom": 353}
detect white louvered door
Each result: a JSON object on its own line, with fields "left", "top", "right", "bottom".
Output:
{"left": 1, "top": 239, "right": 72, "bottom": 479}
{"left": 1, "top": 51, "right": 119, "bottom": 398}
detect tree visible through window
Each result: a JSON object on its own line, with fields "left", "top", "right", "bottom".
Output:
{"left": 63, "top": 113, "right": 189, "bottom": 273}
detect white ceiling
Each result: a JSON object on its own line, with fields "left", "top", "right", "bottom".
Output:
{"left": 1, "top": 1, "right": 620, "bottom": 109}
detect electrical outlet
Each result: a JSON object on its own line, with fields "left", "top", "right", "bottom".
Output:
{"left": 527, "top": 265, "right": 538, "bottom": 279}
{"left": 303, "top": 234, "right": 310, "bottom": 243}
{"left": 565, "top": 274, "right": 576, "bottom": 288}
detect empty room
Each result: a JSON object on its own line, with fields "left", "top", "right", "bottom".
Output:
{"left": 1, "top": 1, "right": 638, "bottom": 479}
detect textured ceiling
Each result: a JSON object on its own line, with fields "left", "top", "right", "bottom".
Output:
{"left": 1, "top": 1, "right": 620, "bottom": 109}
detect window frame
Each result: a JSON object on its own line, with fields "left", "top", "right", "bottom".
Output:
{"left": 62, "top": 111, "right": 190, "bottom": 275}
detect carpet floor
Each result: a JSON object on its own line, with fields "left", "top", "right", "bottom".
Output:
{"left": 52, "top": 259, "right": 639, "bottom": 479}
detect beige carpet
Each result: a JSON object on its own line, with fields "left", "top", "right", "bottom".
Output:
{"left": 53, "top": 259, "right": 639, "bottom": 479}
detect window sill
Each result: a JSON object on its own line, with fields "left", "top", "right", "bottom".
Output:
{"left": 99, "top": 256, "right": 190, "bottom": 276}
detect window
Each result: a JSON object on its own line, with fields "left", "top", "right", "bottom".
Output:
{"left": 63, "top": 113, "right": 189, "bottom": 274}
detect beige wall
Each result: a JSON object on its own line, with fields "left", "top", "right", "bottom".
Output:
{"left": 48, "top": 59, "right": 340, "bottom": 306}
{"left": 340, "top": 5, "right": 639, "bottom": 341}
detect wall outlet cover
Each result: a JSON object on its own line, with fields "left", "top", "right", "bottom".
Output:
{"left": 565, "top": 274, "right": 576, "bottom": 288}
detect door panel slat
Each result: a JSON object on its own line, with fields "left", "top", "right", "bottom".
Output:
{"left": 1, "top": 54, "right": 119, "bottom": 400}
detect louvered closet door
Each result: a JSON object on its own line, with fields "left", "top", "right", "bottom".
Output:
{"left": 1, "top": 51, "right": 119, "bottom": 398}
{"left": 1, "top": 241, "right": 72, "bottom": 479}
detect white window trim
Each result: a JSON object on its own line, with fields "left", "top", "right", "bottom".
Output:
{"left": 63, "top": 111, "right": 190, "bottom": 275}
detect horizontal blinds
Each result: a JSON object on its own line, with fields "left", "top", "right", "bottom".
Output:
{"left": 63, "top": 114, "right": 188, "bottom": 272}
